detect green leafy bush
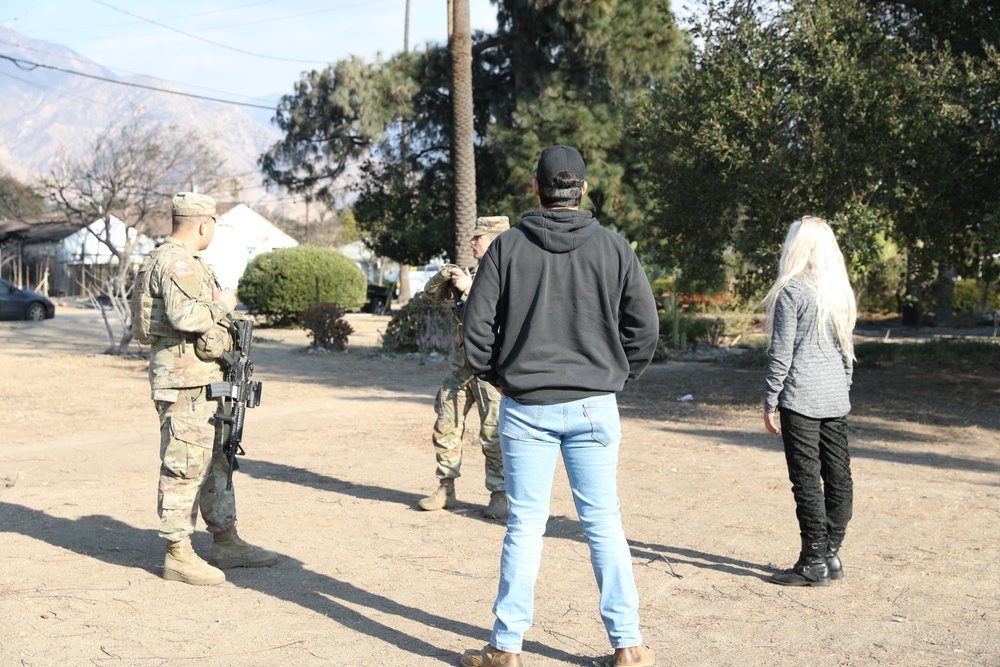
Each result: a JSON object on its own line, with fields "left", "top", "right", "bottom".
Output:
{"left": 856, "top": 339, "right": 1000, "bottom": 368}
{"left": 381, "top": 292, "right": 455, "bottom": 353}
{"left": 238, "top": 246, "right": 367, "bottom": 325}
{"left": 949, "top": 280, "right": 999, "bottom": 314}
{"left": 720, "top": 345, "right": 769, "bottom": 368}
{"left": 658, "top": 313, "right": 745, "bottom": 349}
{"left": 301, "top": 302, "right": 354, "bottom": 351}
{"left": 728, "top": 339, "right": 1000, "bottom": 370}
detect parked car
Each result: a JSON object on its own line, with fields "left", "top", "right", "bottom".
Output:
{"left": 0, "top": 277, "right": 56, "bottom": 321}
{"left": 408, "top": 262, "right": 446, "bottom": 295}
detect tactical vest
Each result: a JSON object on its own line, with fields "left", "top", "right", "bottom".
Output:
{"left": 131, "top": 247, "right": 174, "bottom": 344}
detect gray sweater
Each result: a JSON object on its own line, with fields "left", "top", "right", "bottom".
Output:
{"left": 764, "top": 277, "right": 853, "bottom": 418}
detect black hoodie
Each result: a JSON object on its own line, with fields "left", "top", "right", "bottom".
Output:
{"left": 462, "top": 208, "right": 659, "bottom": 404}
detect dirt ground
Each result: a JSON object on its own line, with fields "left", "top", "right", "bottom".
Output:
{"left": 1, "top": 306, "right": 997, "bottom": 667}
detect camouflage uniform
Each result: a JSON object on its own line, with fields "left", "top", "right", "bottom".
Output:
{"left": 133, "top": 233, "right": 235, "bottom": 541}
{"left": 431, "top": 290, "right": 504, "bottom": 493}
{"left": 424, "top": 221, "right": 511, "bottom": 494}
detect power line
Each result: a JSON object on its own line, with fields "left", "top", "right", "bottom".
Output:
{"left": 0, "top": 37, "right": 279, "bottom": 106}
{"left": 0, "top": 54, "right": 277, "bottom": 110}
{"left": 90, "top": 0, "right": 331, "bottom": 65}
{"left": 0, "top": 68, "right": 101, "bottom": 106}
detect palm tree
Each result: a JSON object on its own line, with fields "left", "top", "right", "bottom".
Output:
{"left": 450, "top": 0, "right": 476, "bottom": 267}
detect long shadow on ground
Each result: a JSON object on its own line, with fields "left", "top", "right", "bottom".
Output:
{"left": 0, "top": 502, "right": 587, "bottom": 665}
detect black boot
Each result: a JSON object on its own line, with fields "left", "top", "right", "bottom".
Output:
{"left": 826, "top": 530, "right": 845, "bottom": 581}
{"left": 770, "top": 538, "right": 831, "bottom": 587}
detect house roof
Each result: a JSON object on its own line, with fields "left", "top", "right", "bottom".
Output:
{"left": 129, "top": 202, "right": 247, "bottom": 239}
{"left": 1, "top": 202, "right": 266, "bottom": 246}
{"left": 0, "top": 214, "right": 81, "bottom": 244}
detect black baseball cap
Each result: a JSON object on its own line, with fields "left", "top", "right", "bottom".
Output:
{"left": 535, "top": 145, "right": 586, "bottom": 187}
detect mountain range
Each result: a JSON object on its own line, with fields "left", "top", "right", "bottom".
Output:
{"left": 0, "top": 26, "right": 296, "bottom": 215}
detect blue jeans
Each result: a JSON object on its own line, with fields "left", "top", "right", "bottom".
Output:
{"left": 490, "top": 394, "right": 642, "bottom": 653}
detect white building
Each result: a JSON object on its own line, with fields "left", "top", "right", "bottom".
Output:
{"left": 0, "top": 203, "right": 296, "bottom": 296}
{"left": 202, "top": 204, "right": 298, "bottom": 290}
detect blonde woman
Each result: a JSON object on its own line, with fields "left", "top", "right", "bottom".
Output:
{"left": 762, "top": 216, "right": 856, "bottom": 587}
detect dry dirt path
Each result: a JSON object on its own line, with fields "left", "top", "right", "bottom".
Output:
{"left": 0, "top": 307, "right": 997, "bottom": 667}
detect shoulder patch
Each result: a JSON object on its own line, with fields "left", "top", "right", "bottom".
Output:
{"left": 174, "top": 265, "right": 195, "bottom": 279}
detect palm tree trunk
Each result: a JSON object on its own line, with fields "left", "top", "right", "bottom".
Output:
{"left": 450, "top": 0, "right": 476, "bottom": 267}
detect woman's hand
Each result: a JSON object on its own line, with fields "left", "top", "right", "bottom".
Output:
{"left": 764, "top": 411, "right": 781, "bottom": 435}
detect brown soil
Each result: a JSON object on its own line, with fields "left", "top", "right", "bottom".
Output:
{"left": 1, "top": 307, "right": 998, "bottom": 667}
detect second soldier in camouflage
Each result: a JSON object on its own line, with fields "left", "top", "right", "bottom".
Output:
{"left": 419, "top": 216, "right": 510, "bottom": 520}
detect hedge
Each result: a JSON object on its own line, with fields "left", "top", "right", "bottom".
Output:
{"left": 238, "top": 246, "right": 367, "bottom": 325}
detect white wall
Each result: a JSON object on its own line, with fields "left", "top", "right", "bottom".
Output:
{"left": 202, "top": 204, "right": 298, "bottom": 290}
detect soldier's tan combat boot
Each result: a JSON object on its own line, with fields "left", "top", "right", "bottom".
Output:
{"left": 163, "top": 538, "right": 226, "bottom": 586}
{"left": 210, "top": 528, "right": 279, "bottom": 569}
{"left": 483, "top": 490, "right": 509, "bottom": 522}
{"left": 418, "top": 479, "right": 456, "bottom": 511}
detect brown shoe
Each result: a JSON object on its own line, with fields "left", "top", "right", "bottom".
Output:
{"left": 163, "top": 538, "right": 225, "bottom": 586}
{"left": 460, "top": 644, "right": 522, "bottom": 667}
{"left": 418, "top": 479, "right": 456, "bottom": 511}
{"left": 483, "top": 490, "right": 509, "bottom": 522}
{"left": 613, "top": 645, "right": 656, "bottom": 666}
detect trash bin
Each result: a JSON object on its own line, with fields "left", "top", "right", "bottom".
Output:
{"left": 363, "top": 284, "right": 391, "bottom": 315}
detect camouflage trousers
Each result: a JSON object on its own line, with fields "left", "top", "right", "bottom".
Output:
{"left": 155, "top": 387, "right": 237, "bottom": 542}
{"left": 432, "top": 358, "right": 504, "bottom": 492}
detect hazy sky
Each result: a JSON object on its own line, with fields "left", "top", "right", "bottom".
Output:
{"left": 1, "top": 0, "right": 499, "bottom": 109}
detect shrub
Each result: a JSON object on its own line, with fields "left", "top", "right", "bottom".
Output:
{"left": 950, "top": 279, "right": 999, "bottom": 314}
{"left": 720, "top": 345, "right": 769, "bottom": 368}
{"left": 856, "top": 339, "right": 1000, "bottom": 368}
{"left": 238, "top": 246, "right": 367, "bottom": 325}
{"left": 301, "top": 302, "right": 354, "bottom": 351}
{"left": 381, "top": 292, "right": 456, "bottom": 353}
{"left": 855, "top": 251, "right": 906, "bottom": 313}
{"left": 658, "top": 313, "right": 743, "bottom": 349}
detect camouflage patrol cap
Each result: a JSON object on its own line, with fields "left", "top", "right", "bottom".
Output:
{"left": 471, "top": 216, "right": 510, "bottom": 237}
{"left": 172, "top": 192, "right": 217, "bottom": 218}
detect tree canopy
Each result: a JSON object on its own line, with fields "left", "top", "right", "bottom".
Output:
{"left": 631, "top": 0, "right": 1000, "bottom": 302}
{"left": 260, "top": 1, "right": 687, "bottom": 266}
{"left": 0, "top": 173, "right": 46, "bottom": 219}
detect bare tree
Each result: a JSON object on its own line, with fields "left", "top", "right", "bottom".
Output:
{"left": 34, "top": 108, "right": 239, "bottom": 354}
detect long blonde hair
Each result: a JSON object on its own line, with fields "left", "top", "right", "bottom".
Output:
{"left": 762, "top": 216, "right": 857, "bottom": 359}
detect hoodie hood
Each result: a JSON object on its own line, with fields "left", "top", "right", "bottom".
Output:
{"left": 517, "top": 209, "right": 598, "bottom": 254}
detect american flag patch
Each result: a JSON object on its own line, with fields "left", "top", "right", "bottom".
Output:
{"left": 174, "top": 265, "right": 195, "bottom": 278}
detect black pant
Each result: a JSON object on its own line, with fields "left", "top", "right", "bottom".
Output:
{"left": 779, "top": 409, "right": 854, "bottom": 543}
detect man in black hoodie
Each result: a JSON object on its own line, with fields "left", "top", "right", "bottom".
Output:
{"left": 459, "top": 146, "right": 659, "bottom": 667}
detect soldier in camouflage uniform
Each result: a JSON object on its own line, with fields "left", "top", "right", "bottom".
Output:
{"left": 418, "top": 216, "right": 510, "bottom": 520}
{"left": 131, "top": 192, "right": 277, "bottom": 586}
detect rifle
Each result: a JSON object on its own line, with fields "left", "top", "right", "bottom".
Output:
{"left": 207, "top": 318, "right": 263, "bottom": 490}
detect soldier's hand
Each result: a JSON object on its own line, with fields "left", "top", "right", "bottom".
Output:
{"left": 450, "top": 267, "right": 473, "bottom": 293}
{"left": 213, "top": 284, "right": 238, "bottom": 313}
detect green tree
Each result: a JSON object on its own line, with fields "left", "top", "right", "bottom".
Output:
{"left": 871, "top": 0, "right": 1000, "bottom": 58}
{"left": 633, "top": 0, "right": 1000, "bottom": 316}
{"left": 352, "top": 142, "right": 452, "bottom": 266}
{"left": 478, "top": 0, "right": 687, "bottom": 234}
{"left": 261, "top": 2, "right": 688, "bottom": 271}
{"left": 259, "top": 55, "right": 416, "bottom": 203}
{"left": 0, "top": 173, "right": 46, "bottom": 219}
